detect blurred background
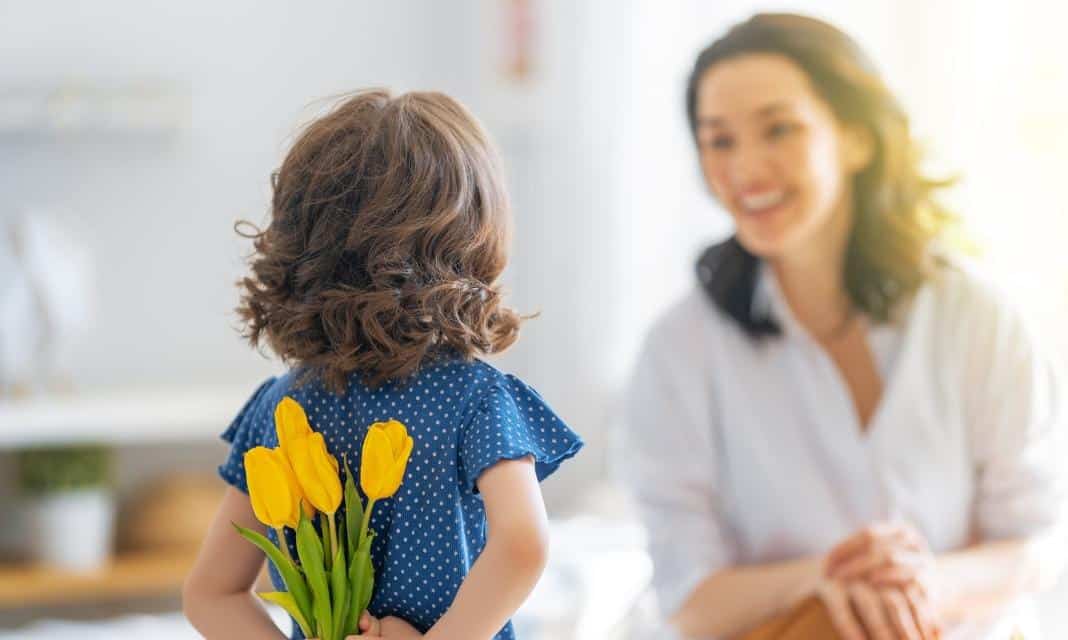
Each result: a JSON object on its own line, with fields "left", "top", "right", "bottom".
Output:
{"left": 0, "top": 1, "right": 1066, "bottom": 638}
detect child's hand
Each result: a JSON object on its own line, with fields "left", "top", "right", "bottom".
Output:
{"left": 353, "top": 611, "right": 423, "bottom": 638}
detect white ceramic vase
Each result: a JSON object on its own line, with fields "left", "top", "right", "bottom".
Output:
{"left": 27, "top": 488, "right": 115, "bottom": 571}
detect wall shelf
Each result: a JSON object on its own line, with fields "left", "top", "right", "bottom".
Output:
{"left": 0, "top": 84, "right": 188, "bottom": 138}
{"left": 0, "top": 548, "right": 198, "bottom": 609}
{"left": 0, "top": 384, "right": 261, "bottom": 449}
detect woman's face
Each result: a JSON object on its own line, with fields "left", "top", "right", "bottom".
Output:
{"left": 694, "top": 53, "right": 871, "bottom": 261}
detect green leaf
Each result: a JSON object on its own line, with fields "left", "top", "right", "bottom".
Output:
{"left": 232, "top": 522, "right": 314, "bottom": 630}
{"left": 258, "top": 591, "right": 313, "bottom": 638}
{"left": 345, "top": 530, "right": 376, "bottom": 636}
{"left": 319, "top": 512, "right": 332, "bottom": 570}
{"left": 343, "top": 455, "right": 363, "bottom": 560}
{"left": 330, "top": 546, "right": 349, "bottom": 640}
{"left": 345, "top": 551, "right": 367, "bottom": 635}
{"left": 336, "top": 515, "right": 347, "bottom": 566}
{"left": 358, "top": 536, "right": 374, "bottom": 615}
{"left": 296, "top": 512, "right": 332, "bottom": 640}
{"left": 344, "top": 531, "right": 376, "bottom": 636}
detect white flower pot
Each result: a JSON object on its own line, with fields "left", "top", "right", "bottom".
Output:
{"left": 27, "top": 488, "right": 115, "bottom": 571}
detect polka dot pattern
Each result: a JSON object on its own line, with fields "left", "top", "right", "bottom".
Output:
{"left": 218, "top": 358, "right": 583, "bottom": 640}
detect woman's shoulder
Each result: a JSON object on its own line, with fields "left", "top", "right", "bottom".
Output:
{"left": 920, "top": 257, "right": 1029, "bottom": 328}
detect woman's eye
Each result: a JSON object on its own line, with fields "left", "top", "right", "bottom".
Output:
{"left": 706, "top": 135, "right": 733, "bottom": 150}
{"left": 767, "top": 122, "right": 797, "bottom": 140}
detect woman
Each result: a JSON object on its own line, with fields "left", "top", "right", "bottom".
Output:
{"left": 620, "top": 13, "right": 1066, "bottom": 640}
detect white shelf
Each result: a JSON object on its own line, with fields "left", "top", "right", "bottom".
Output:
{"left": 0, "top": 384, "right": 258, "bottom": 448}
{"left": 0, "top": 84, "right": 188, "bottom": 137}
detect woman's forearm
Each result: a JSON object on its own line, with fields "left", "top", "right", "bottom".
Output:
{"left": 183, "top": 589, "right": 286, "bottom": 640}
{"left": 424, "top": 531, "right": 548, "bottom": 640}
{"left": 935, "top": 533, "right": 1066, "bottom": 624}
{"left": 671, "top": 556, "right": 824, "bottom": 638}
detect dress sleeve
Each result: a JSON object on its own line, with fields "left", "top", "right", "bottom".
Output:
{"left": 218, "top": 377, "right": 278, "bottom": 495}
{"left": 617, "top": 323, "right": 737, "bottom": 618}
{"left": 457, "top": 374, "right": 583, "bottom": 493}
{"left": 966, "top": 297, "right": 1067, "bottom": 540}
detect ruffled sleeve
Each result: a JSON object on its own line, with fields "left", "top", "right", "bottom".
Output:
{"left": 458, "top": 374, "right": 583, "bottom": 493}
{"left": 218, "top": 377, "right": 278, "bottom": 494}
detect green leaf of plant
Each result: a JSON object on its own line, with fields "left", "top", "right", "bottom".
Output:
{"left": 232, "top": 522, "right": 314, "bottom": 629}
{"left": 343, "top": 455, "right": 363, "bottom": 561}
{"left": 319, "top": 512, "right": 332, "bottom": 570}
{"left": 296, "top": 512, "right": 332, "bottom": 640}
{"left": 330, "top": 546, "right": 349, "bottom": 640}
{"left": 258, "top": 591, "right": 313, "bottom": 638}
{"left": 358, "top": 543, "right": 374, "bottom": 615}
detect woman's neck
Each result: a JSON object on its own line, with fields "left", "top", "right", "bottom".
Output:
{"left": 769, "top": 200, "right": 854, "bottom": 339}
{"left": 771, "top": 252, "right": 849, "bottom": 336}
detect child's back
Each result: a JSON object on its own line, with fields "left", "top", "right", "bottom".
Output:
{"left": 220, "top": 359, "right": 579, "bottom": 638}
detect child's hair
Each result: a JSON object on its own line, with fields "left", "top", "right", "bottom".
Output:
{"left": 236, "top": 89, "right": 521, "bottom": 392}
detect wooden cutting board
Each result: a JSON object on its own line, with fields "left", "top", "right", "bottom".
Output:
{"left": 739, "top": 596, "right": 842, "bottom": 640}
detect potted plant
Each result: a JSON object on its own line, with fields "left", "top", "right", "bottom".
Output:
{"left": 16, "top": 444, "right": 115, "bottom": 571}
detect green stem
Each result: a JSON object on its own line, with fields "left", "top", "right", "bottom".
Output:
{"left": 359, "top": 499, "right": 377, "bottom": 548}
{"left": 319, "top": 512, "right": 332, "bottom": 570}
{"left": 327, "top": 512, "right": 339, "bottom": 563}
{"left": 274, "top": 527, "right": 294, "bottom": 566}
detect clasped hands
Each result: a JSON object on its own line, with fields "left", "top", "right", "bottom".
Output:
{"left": 818, "top": 522, "right": 943, "bottom": 640}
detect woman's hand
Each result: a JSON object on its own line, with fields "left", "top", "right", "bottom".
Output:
{"left": 826, "top": 523, "right": 935, "bottom": 588}
{"left": 823, "top": 522, "right": 942, "bottom": 639}
{"left": 818, "top": 578, "right": 938, "bottom": 640}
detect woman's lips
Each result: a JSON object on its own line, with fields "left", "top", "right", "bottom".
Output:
{"left": 737, "top": 189, "right": 792, "bottom": 218}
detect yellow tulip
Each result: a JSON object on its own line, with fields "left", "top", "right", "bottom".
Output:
{"left": 275, "top": 396, "right": 313, "bottom": 455}
{"left": 274, "top": 396, "right": 319, "bottom": 519}
{"left": 289, "top": 432, "right": 343, "bottom": 515}
{"left": 244, "top": 446, "right": 302, "bottom": 530}
{"left": 360, "top": 419, "right": 414, "bottom": 501}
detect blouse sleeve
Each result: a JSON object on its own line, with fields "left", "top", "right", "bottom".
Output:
{"left": 966, "top": 296, "right": 1067, "bottom": 541}
{"left": 617, "top": 322, "right": 737, "bottom": 617}
{"left": 218, "top": 377, "right": 278, "bottom": 495}
{"left": 457, "top": 374, "right": 583, "bottom": 493}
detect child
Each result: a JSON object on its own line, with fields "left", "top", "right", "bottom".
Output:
{"left": 183, "top": 90, "right": 583, "bottom": 640}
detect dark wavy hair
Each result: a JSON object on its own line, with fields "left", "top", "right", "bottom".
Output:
{"left": 687, "top": 13, "right": 956, "bottom": 335}
{"left": 236, "top": 89, "right": 521, "bottom": 391}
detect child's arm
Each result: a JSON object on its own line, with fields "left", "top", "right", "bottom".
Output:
{"left": 424, "top": 455, "right": 550, "bottom": 640}
{"left": 183, "top": 487, "right": 287, "bottom": 639}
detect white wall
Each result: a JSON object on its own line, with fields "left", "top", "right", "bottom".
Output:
{"left": 0, "top": 0, "right": 634, "bottom": 507}
{"left": 0, "top": 0, "right": 475, "bottom": 389}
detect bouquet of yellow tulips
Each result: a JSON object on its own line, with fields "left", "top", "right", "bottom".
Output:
{"left": 233, "top": 397, "right": 414, "bottom": 640}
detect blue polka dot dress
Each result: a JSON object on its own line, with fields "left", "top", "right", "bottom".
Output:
{"left": 218, "top": 358, "right": 583, "bottom": 640}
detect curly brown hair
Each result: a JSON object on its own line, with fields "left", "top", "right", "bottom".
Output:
{"left": 236, "top": 89, "right": 521, "bottom": 392}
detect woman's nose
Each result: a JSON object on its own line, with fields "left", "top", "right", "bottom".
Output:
{"left": 728, "top": 142, "right": 772, "bottom": 186}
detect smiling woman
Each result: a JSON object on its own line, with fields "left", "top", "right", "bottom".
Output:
{"left": 685, "top": 13, "right": 956, "bottom": 336}
{"left": 620, "top": 12, "right": 1067, "bottom": 640}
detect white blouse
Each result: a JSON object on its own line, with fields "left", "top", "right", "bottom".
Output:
{"left": 619, "top": 263, "right": 1066, "bottom": 638}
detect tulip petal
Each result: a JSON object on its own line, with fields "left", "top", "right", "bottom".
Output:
{"left": 291, "top": 432, "right": 342, "bottom": 514}
{"left": 384, "top": 420, "right": 408, "bottom": 455}
{"left": 382, "top": 434, "right": 414, "bottom": 498}
{"left": 360, "top": 427, "right": 393, "bottom": 499}
{"left": 245, "top": 447, "right": 299, "bottom": 529}
{"left": 275, "top": 397, "right": 312, "bottom": 453}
